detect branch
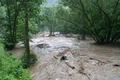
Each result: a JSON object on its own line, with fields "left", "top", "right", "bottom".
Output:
{"left": 92, "top": 1, "right": 111, "bottom": 23}
{"left": 79, "top": 0, "right": 93, "bottom": 27}
{"left": 112, "top": 0, "right": 120, "bottom": 15}
{"left": 56, "top": 17, "right": 80, "bottom": 28}
{"left": 72, "top": 3, "right": 83, "bottom": 11}
{"left": 111, "top": 0, "right": 120, "bottom": 23}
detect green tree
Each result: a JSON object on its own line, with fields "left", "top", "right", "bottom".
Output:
{"left": 0, "top": 0, "right": 44, "bottom": 68}
{"left": 59, "top": 0, "right": 120, "bottom": 43}
{"left": 0, "top": 0, "right": 44, "bottom": 50}
{"left": 0, "top": 0, "right": 23, "bottom": 50}
{"left": 24, "top": 0, "right": 30, "bottom": 68}
{"left": 0, "top": 3, "right": 6, "bottom": 27}
{"left": 41, "top": 6, "right": 57, "bottom": 36}
{"left": 23, "top": 0, "right": 44, "bottom": 68}
{"left": 56, "top": 2, "right": 88, "bottom": 39}
{"left": 55, "top": 5, "right": 73, "bottom": 34}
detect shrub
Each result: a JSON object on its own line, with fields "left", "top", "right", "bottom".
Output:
{"left": 20, "top": 51, "right": 38, "bottom": 68}
{"left": 0, "top": 43, "right": 32, "bottom": 80}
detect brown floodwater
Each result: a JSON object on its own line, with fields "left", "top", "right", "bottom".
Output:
{"left": 11, "top": 34, "right": 120, "bottom": 80}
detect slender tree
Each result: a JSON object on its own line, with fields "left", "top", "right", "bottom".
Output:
{"left": 25, "top": 0, "right": 30, "bottom": 68}
{"left": 41, "top": 6, "right": 57, "bottom": 36}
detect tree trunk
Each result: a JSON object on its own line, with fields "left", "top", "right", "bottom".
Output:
{"left": 5, "top": 0, "right": 15, "bottom": 50}
{"left": 25, "top": 0, "right": 30, "bottom": 68}
{"left": 49, "top": 23, "right": 53, "bottom": 36}
{"left": 81, "top": 30, "right": 86, "bottom": 40}
{"left": 13, "top": 0, "right": 19, "bottom": 44}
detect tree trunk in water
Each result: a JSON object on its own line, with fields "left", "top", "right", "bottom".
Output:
{"left": 49, "top": 25, "right": 53, "bottom": 36}
{"left": 25, "top": 0, "right": 30, "bottom": 68}
{"left": 49, "top": 28, "right": 52, "bottom": 36}
{"left": 81, "top": 30, "right": 86, "bottom": 40}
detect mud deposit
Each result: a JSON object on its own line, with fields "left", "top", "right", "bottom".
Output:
{"left": 11, "top": 34, "right": 120, "bottom": 80}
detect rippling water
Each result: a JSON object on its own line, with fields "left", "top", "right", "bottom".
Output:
{"left": 10, "top": 35, "right": 120, "bottom": 80}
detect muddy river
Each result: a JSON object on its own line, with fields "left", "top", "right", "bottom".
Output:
{"left": 11, "top": 34, "right": 120, "bottom": 80}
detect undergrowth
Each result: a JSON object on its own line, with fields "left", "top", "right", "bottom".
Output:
{"left": 0, "top": 44, "right": 32, "bottom": 80}
{"left": 20, "top": 51, "right": 38, "bottom": 69}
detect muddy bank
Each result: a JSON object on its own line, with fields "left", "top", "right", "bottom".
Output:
{"left": 11, "top": 35, "right": 120, "bottom": 80}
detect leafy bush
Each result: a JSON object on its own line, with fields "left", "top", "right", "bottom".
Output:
{"left": 1, "top": 32, "right": 15, "bottom": 50}
{"left": 0, "top": 44, "right": 32, "bottom": 80}
{"left": 20, "top": 51, "right": 38, "bottom": 69}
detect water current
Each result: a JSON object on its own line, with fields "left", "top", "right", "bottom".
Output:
{"left": 11, "top": 34, "right": 120, "bottom": 80}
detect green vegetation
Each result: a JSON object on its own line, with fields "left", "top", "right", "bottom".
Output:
{"left": 0, "top": 44, "right": 32, "bottom": 80}
{"left": 41, "top": 0, "right": 120, "bottom": 42}
{"left": 0, "top": 0, "right": 44, "bottom": 68}
{"left": 0, "top": 0, "right": 43, "bottom": 50}
{"left": 57, "top": 0, "right": 120, "bottom": 43}
{"left": 0, "top": 0, "right": 120, "bottom": 79}
{"left": 20, "top": 51, "right": 38, "bottom": 69}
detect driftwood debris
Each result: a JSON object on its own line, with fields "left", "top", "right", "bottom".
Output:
{"left": 79, "top": 70, "right": 91, "bottom": 80}
{"left": 54, "top": 47, "right": 79, "bottom": 60}
{"left": 65, "top": 62, "right": 75, "bottom": 69}
{"left": 78, "top": 63, "right": 91, "bottom": 80}
{"left": 89, "top": 58, "right": 104, "bottom": 63}
{"left": 53, "top": 48, "right": 70, "bottom": 59}
{"left": 113, "top": 64, "right": 120, "bottom": 67}
{"left": 53, "top": 56, "right": 58, "bottom": 59}
{"left": 89, "top": 57, "right": 107, "bottom": 66}
{"left": 56, "top": 48, "right": 70, "bottom": 57}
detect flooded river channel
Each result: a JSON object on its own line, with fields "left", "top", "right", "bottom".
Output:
{"left": 11, "top": 34, "right": 120, "bottom": 80}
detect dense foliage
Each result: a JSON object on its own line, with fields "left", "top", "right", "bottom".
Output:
{"left": 59, "top": 0, "right": 120, "bottom": 43}
{"left": 41, "top": 6, "right": 56, "bottom": 36}
{"left": 0, "top": 0, "right": 43, "bottom": 50}
{"left": 0, "top": 44, "right": 32, "bottom": 80}
{"left": 20, "top": 51, "right": 38, "bottom": 69}
{"left": 55, "top": 4, "right": 88, "bottom": 39}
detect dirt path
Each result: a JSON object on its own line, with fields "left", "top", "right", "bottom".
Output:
{"left": 11, "top": 35, "right": 120, "bottom": 80}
